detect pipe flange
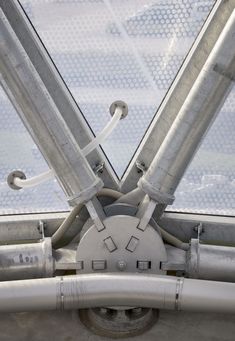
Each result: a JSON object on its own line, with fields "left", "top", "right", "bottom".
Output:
{"left": 109, "top": 100, "right": 128, "bottom": 119}
{"left": 79, "top": 307, "right": 158, "bottom": 338}
{"left": 7, "top": 170, "right": 26, "bottom": 190}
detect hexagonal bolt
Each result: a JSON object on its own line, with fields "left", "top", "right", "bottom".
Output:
{"left": 116, "top": 260, "right": 127, "bottom": 271}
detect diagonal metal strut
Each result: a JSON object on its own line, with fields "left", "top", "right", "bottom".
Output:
{"left": 0, "top": 0, "right": 119, "bottom": 191}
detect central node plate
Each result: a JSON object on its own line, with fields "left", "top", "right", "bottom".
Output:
{"left": 76, "top": 215, "right": 167, "bottom": 274}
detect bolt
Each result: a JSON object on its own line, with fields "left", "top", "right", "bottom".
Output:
{"left": 193, "top": 223, "right": 204, "bottom": 236}
{"left": 131, "top": 307, "right": 142, "bottom": 316}
{"left": 136, "top": 160, "right": 146, "bottom": 174}
{"left": 99, "top": 308, "right": 108, "bottom": 315}
{"left": 116, "top": 260, "right": 127, "bottom": 271}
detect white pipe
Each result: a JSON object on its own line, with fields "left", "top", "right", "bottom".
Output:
{"left": 13, "top": 169, "right": 54, "bottom": 188}
{"left": 82, "top": 106, "right": 122, "bottom": 156}
{"left": 12, "top": 107, "right": 122, "bottom": 189}
{"left": 0, "top": 10, "right": 103, "bottom": 205}
{"left": 0, "top": 273, "right": 235, "bottom": 313}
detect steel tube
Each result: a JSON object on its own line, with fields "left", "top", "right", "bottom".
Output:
{"left": 0, "top": 274, "right": 177, "bottom": 313}
{"left": 0, "top": 238, "right": 53, "bottom": 281}
{"left": 0, "top": 10, "right": 103, "bottom": 205}
{"left": 180, "top": 278, "right": 235, "bottom": 313}
{"left": 186, "top": 239, "right": 235, "bottom": 282}
{"left": 0, "top": 273, "right": 235, "bottom": 313}
{"left": 138, "top": 10, "right": 235, "bottom": 205}
{"left": 121, "top": 0, "right": 234, "bottom": 194}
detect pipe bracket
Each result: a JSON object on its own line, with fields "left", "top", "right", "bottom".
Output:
{"left": 138, "top": 178, "right": 175, "bottom": 205}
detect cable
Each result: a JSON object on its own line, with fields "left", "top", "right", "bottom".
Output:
{"left": 11, "top": 107, "right": 123, "bottom": 189}
{"left": 97, "top": 187, "right": 123, "bottom": 200}
{"left": 159, "top": 227, "right": 189, "bottom": 251}
{"left": 151, "top": 217, "right": 189, "bottom": 250}
{"left": 51, "top": 188, "right": 123, "bottom": 246}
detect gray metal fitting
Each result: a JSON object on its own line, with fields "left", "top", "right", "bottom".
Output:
{"left": 109, "top": 100, "right": 128, "bottom": 119}
{"left": 137, "top": 178, "right": 175, "bottom": 205}
{"left": 7, "top": 170, "right": 26, "bottom": 190}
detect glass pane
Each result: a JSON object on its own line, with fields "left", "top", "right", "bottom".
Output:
{"left": 0, "top": 86, "right": 68, "bottom": 214}
{"left": 169, "top": 88, "right": 235, "bottom": 216}
{"left": 20, "top": 0, "right": 215, "bottom": 176}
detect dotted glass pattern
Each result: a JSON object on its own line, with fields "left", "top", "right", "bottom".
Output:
{"left": 2, "top": 0, "right": 235, "bottom": 217}
{"left": 20, "top": 0, "right": 215, "bottom": 176}
{"left": 0, "top": 86, "right": 68, "bottom": 214}
{"left": 169, "top": 88, "right": 235, "bottom": 216}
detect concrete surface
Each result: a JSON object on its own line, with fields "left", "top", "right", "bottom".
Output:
{"left": 0, "top": 310, "right": 235, "bottom": 340}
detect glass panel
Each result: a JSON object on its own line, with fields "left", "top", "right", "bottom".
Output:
{"left": 169, "top": 88, "right": 235, "bottom": 216}
{"left": 0, "top": 86, "right": 68, "bottom": 214}
{"left": 20, "top": 0, "right": 215, "bottom": 176}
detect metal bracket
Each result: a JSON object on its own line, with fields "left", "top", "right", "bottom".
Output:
{"left": 136, "top": 160, "right": 147, "bottom": 174}
{"left": 213, "top": 63, "right": 235, "bottom": 82}
{"left": 93, "top": 162, "right": 105, "bottom": 175}
{"left": 85, "top": 198, "right": 106, "bottom": 232}
{"left": 193, "top": 223, "right": 204, "bottom": 241}
{"left": 137, "top": 196, "right": 157, "bottom": 232}
{"left": 38, "top": 220, "right": 45, "bottom": 240}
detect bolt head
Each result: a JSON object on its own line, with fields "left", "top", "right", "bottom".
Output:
{"left": 116, "top": 260, "right": 127, "bottom": 271}
{"left": 131, "top": 308, "right": 143, "bottom": 316}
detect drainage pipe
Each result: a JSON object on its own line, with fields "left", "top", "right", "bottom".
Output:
{"left": 0, "top": 273, "right": 235, "bottom": 313}
{"left": 138, "top": 10, "right": 235, "bottom": 206}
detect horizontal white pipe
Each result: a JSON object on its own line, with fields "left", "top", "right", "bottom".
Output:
{"left": 13, "top": 107, "right": 122, "bottom": 189}
{"left": 13, "top": 170, "right": 54, "bottom": 188}
{"left": 0, "top": 273, "right": 235, "bottom": 313}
